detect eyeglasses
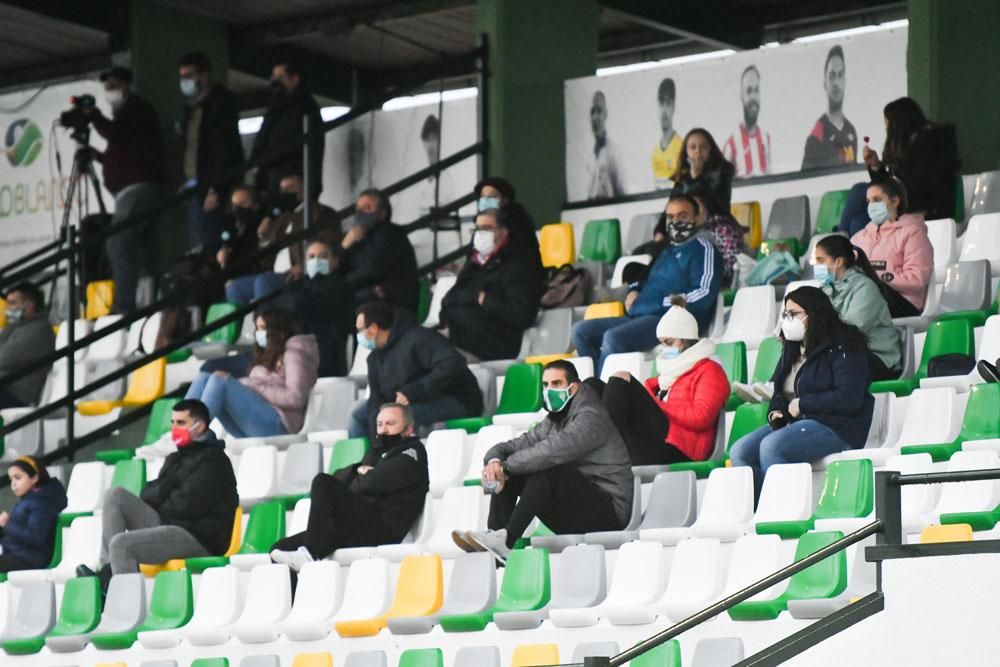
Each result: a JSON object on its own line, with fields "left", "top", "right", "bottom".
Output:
{"left": 782, "top": 310, "right": 807, "bottom": 321}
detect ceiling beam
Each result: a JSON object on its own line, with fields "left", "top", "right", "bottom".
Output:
{"left": 0, "top": 0, "right": 125, "bottom": 39}
{"left": 228, "top": 40, "right": 366, "bottom": 105}
{"left": 0, "top": 54, "right": 112, "bottom": 93}
{"left": 600, "top": 0, "right": 764, "bottom": 51}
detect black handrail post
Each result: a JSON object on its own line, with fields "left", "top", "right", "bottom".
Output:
{"left": 584, "top": 658, "right": 610, "bottom": 667}
{"left": 476, "top": 32, "right": 490, "bottom": 180}
{"left": 65, "top": 226, "right": 76, "bottom": 463}
{"left": 303, "top": 113, "right": 313, "bottom": 232}
{"left": 874, "top": 470, "right": 902, "bottom": 546}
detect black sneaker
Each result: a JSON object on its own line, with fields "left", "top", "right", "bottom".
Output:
{"left": 978, "top": 359, "right": 1000, "bottom": 384}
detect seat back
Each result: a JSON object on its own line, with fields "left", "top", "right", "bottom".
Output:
{"left": 926, "top": 218, "right": 958, "bottom": 280}
{"left": 52, "top": 575, "right": 102, "bottom": 635}
{"left": 238, "top": 500, "right": 286, "bottom": 555}
{"left": 916, "top": 319, "right": 975, "bottom": 380}
{"left": 426, "top": 429, "right": 468, "bottom": 496}
{"left": 122, "top": 358, "right": 166, "bottom": 405}
{"left": 496, "top": 363, "right": 543, "bottom": 414}
{"left": 722, "top": 285, "right": 778, "bottom": 343}
{"left": 630, "top": 640, "right": 682, "bottom": 667}
{"left": 583, "top": 301, "right": 625, "bottom": 320}
{"left": 423, "top": 274, "right": 458, "bottom": 327}
{"left": 978, "top": 316, "right": 1000, "bottom": 364}
{"left": 530, "top": 308, "right": 574, "bottom": 356}
{"left": 897, "top": 326, "right": 916, "bottom": 381}
{"left": 86, "top": 280, "right": 116, "bottom": 320}
{"left": 203, "top": 303, "right": 241, "bottom": 344}
{"left": 511, "top": 643, "right": 560, "bottom": 667}
{"left": 65, "top": 461, "right": 108, "bottom": 513}
{"left": 110, "top": 459, "right": 146, "bottom": 496}
{"left": 240, "top": 657, "right": 280, "bottom": 667}
{"left": 454, "top": 647, "right": 501, "bottom": 667}
{"left": 191, "top": 660, "right": 229, "bottom": 667}
{"left": 815, "top": 189, "right": 849, "bottom": 235}
{"left": 662, "top": 537, "right": 726, "bottom": 607}
{"left": 141, "top": 570, "right": 194, "bottom": 632}
{"left": 236, "top": 445, "right": 278, "bottom": 501}
{"left": 723, "top": 534, "right": 783, "bottom": 599}
{"left": 784, "top": 531, "right": 847, "bottom": 600}
{"left": 625, "top": 213, "right": 660, "bottom": 253}
{"left": 864, "top": 392, "right": 892, "bottom": 448}
{"left": 730, "top": 201, "right": 762, "bottom": 251}
{"left": 144, "top": 397, "right": 181, "bottom": 444}
{"left": 328, "top": 437, "right": 370, "bottom": 474}
{"left": 603, "top": 541, "right": 665, "bottom": 606}
{"left": 892, "top": 387, "right": 966, "bottom": 447}
{"left": 696, "top": 467, "right": 754, "bottom": 526}
{"left": 88, "top": 314, "right": 127, "bottom": 360}
{"left": 691, "top": 637, "right": 746, "bottom": 667}
{"left": 397, "top": 648, "right": 443, "bottom": 667}
{"left": 728, "top": 402, "right": 770, "bottom": 448}
{"left": 765, "top": 195, "right": 810, "bottom": 244}
{"left": 600, "top": 352, "right": 651, "bottom": 382}
{"left": 224, "top": 507, "right": 244, "bottom": 557}
{"left": 55, "top": 318, "right": 94, "bottom": 362}
{"left": 641, "top": 471, "right": 697, "bottom": 530}
{"left": 550, "top": 544, "right": 607, "bottom": 609}
{"left": 714, "top": 341, "right": 748, "bottom": 384}
{"left": 96, "top": 573, "right": 147, "bottom": 633}
{"left": 187, "top": 565, "right": 241, "bottom": 628}
{"left": 572, "top": 642, "right": 620, "bottom": 663}
{"left": 279, "top": 442, "right": 323, "bottom": 495}
{"left": 493, "top": 548, "right": 551, "bottom": 613}
{"left": 291, "top": 654, "right": 333, "bottom": 667}
{"left": 813, "top": 459, "right": 874, "bottom": 520}
{"left": 284, "top": 561, "right": 341, "bottom": 623}
{"left": 884, "top": 453, "right": 939, "bottom": 517}
{"left": 920, "top": 523, "right": 973, "bottom": 544}
{"left": 57, "top": 515, "right": 102, "bottom": 576}
{"left": 958, "top": 383, "right": 1000, "bottom": 443}
{"left": 441, "top": 552, "right": 497, "bottom": 614}
{"left": 610, "top": 253, "right": 653, "bottom": 288}
{"left": 936, "top": 451, "right": 1000, "bottom": 515}
{"left": 236, "top": 564, "right": 292, "bottom": 626}
{"left": 428, "top": 486, "right": 487, "bottom": 552}
{"left": 387, "top": 554, "right": 443, "bottom": 618}
{"left": 967, "top": 172, "right": 1000, "bottom": 217}
{"left": 938, "top": 260, "right": 991, "bottom": 313}
{"left": 539, "top": 223, "right": 575, "bottom": 268}
{"left": 335, "top": 558, "right": 392, "bottom": 621}
{"left": 753, "top": 463, "right": 813, "bottom": 524}
{"left": 579, "top": 218, "right": 621, "bottom": 264}
{"left": 750, "top": 337, "right": 783, "bottom": 383}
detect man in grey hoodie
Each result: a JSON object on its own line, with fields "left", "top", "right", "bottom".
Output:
{"left": 453, "top": 359, "right": 633, "bottom": 563}
{"left": 0, "top": 282, "right": 55, "bottom": 408}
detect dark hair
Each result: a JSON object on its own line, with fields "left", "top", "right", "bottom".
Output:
{"left": 420, "top": 115, "right": 440, "bottom": 141}
{"left": 882, "top": 96, "right": 930, "bottom": 168}
{"left": 666, "top": 193, "right": 700, "bottom": 217}
{"left": 99, "top": 66, "right": 133, "bottom": 84}
{"left": 475, "top": 177, "right": 516, "bottom": 202}
{"left": 273, "top": 58, "right": 303, "bottom": 79}
{"left": 815, "top": 234, "right": 896, "bottom": 300}
{"left": 357, "top": 300, "right": 395, "bottom": 330}
{"left": 657, "top": 78, "right": 676, "bottom": 105}
{"left": 10, "top": 455, "right": 50, "bottom": 485}
{"left": 231, "top": 184, "right": 258, "bottom": 203}
{"left": 172, "top": 399, "right": 211, "bottom": 425}
{"left": 673, "top": 128, "right": 732, "bottom": 182}
{"left": 378, "top": 402, "right": 414, "bottom": 426}
{"left": 543, "top": 359, "right": 580, "bottom": 384}
{"left": 6, "top": 280, "right": 44, "bottom": 310}
{"left": 178, "top": 51, "right": 211, "bottom": 72}
{"left": 867, "top": 175, "right": 908, "bottom": 214}
{"left": 357, "top": 187, "right": 392, "bottom": 222}
{"left": 690, "top": 188, "right": 726, "bottom": 217}
{"left": 784, "top": 285, "right": 868, "bottom": 355}
{"left": 824, "top": 45, "right": 845, "bottom": 74}
{"left": 306, "top": 235, "right": 339, "bottom": 255}
{"left": 740, "top": 64, "right": 760, "bottom": 84}
{"left": 253, "top": 308, "right": 296, "bottom": 372}
{"left": 476, "top": 207, "right": 509, "bottom": 230}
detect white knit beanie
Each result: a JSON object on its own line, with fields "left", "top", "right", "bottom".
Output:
{"left": 655, "top": 296, "right": 699, "bottom": 340}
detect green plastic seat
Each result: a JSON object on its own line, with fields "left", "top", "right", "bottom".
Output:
{"left": 446, "top": 362, "right": 543, "bottom": 433}
{"left": 871, "top": 319, "right": 975, "bottom": 396}
{"left": 728, "top": 531, "right": 847, "bottom": 621}
{"left": 953, "top": 173, "right": 965, "bottom": 222}
{"left": 630, "top": 639, "right": 682, "bottom": 667}
{"left": 192, "top": 659, "right": 229, "bottom": 667}
{"left": 439, "top": 548, "right": 550, "bottom": 632}
{"left": 716, "top": 341, "right": 748, "bottom": 410}
{"left": 815, "top": 189, "right": 849, "bottom": 235}
{"left": 417, "top": 276, "right": 432, "bottom": 323}
{"left": 327, "top": 437, "right": 371, "bottom": 474}
{"left": 91, "top": 570, "right": 193, "bottom": 650}
{"left": 145, "top": 397, "right": 182, "bottom": 445}
{"left": 752, "top": 337, "right": 783, "bottom": 384}
{"left": 185, "top": 499, "right": 285, "bottom": 573}
{"left": 2, "top": 576, "right": 101, "bottom": 655}
{"left": 722, "top": 288, "right": 737, "bottom": 307}
{"left": 757, "top": 459, "right": 874, "bottom": 539}
{"left": 668, "top": 402, "right": 769, "bottom": 479}
{"left": 110, "top": 459, "right": 146, "bottom": 496}
{"left": 399, "top": 648, "right": 444, "bottom": 667}
{"left": 935, "top": 293, "right": 1000, "bottom": 328}
{"left": 757, "top": 237, "right": 803, "bottom": 260}
{"left": 94, "top": 449, "right": 135, "bottom": 464}
{"left": 203, "top": 303, "right": 241, "bottom": 344}
{"left": 166, "top": 347, "right": 194, "bottom": 363}
{"left": 905, "top": 383, "right": 1000, "bottom": 462}
{"left": 579, "top": 218, "right": 622, "bottom": 264}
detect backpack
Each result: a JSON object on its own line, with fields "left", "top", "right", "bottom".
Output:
{"left": 927, "top": 353, "right": 976, "bottom": 378}
{"left": 540, "top": 264, "right": 593, "bottom": 309}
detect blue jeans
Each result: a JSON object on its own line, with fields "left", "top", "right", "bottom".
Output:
{"left": 225, "top": 271, "right": 286, "bottom": 307}
{"left": 730, "top": 420, "right": 851, "bottom": 500}
{"left": 838, "top": 182, "right": 870, "bottom": 237}
{"left": 186, "top": 371, "right": 287, "bottom": 438}
{"left": 347, "top": 395, "right": 472, "bottom": 439}
{"left": 570, "top": 315, "right": 660, "bottom": 376}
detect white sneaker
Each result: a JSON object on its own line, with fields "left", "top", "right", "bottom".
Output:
{"left": 270, "top": 546, "right": 314, "bottom": 572}
{"left": 752, "top": 382, "right": 774, "bottom": 401}
{"left": 465, "top": 529, "right": 510, "bottom": 565}
{"left": 732, "top": 382, "right": 761, "bottom": 404}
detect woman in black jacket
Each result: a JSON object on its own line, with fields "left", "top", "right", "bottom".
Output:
{"left": 839, "top": 97, "right": 961, "bottom": 236}
{"left": 730, "top": 286, "right": 875, "bottom": 500}
{"left": 0, "top": 456, "right": 67, "bottom": 572}
{"left": 671, "top": 128, "right": 736, "bottom": 210}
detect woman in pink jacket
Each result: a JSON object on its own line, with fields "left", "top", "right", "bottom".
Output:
{"left": 850, "top": 177, "right": 934, "bottom": 318}
{"left": 185, "top": 308, "right": 319, "bottom": 438}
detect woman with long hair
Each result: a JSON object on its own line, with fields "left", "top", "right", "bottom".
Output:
{"left": 672, "top": 128, "right": 736, "bottom": 210}
{"left": 729, "top": 286, "right": 875, "bottom": 499}
{"left": 186, "top": 307, "right": 319, "bottom": 438}
{"left": 814, "top": 235, "right": 903, "bottom": 381}
{"left": 0, "top": 456, "right": 67, "bottom": 572}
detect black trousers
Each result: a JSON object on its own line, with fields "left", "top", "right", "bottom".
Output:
{"left": 595, "top": 376, "right": 691, "bottom": 466}
{"left": 489, "top": 464, "right": 624, "bottom": 549}
{"left": 0, "top": 552, "right": 35, "bottom": 573}
{"left": 882, "top": 284, "right": 921, "bottom": 318}
{"left": 271, "top": 474, "right": 395, "bottom": 559}
{"left": 869, "top": 353, "right": 902, "bottom": 382}
{"left": 0, "top": 387, "right": 27, "bottom": 410}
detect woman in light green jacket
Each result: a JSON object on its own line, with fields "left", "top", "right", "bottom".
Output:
{"left": 813, "top": 235, "right": 903, "bottom": 381}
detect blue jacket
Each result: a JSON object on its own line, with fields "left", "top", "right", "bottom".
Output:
{"left": 2, "top": 479, "right": 67, "bottom": 569}
{"left": 768, "top": 339, "right": 875, "bottom": 449}
{"left": 629, "top": 233, "right": 722, "bottom": 331}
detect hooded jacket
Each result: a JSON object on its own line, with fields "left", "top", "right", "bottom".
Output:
{"left": 822, "top": 267, "right": 902, "bottom": 372}
{"left": 1, "top": 478, "right": 67, "bottom": 569}
{"left": 484, "top": 383, "right": 634, "bottom": 525}
{"left": 140, "top": 430, "right": 238, "bottom": 555}
{"left": 366, "top": 309, "right": 482, "bottom": 433}
{"left": 643, "top": 358, "right": 730, "bottom": 461}
{"left": 242, "top": 334, "right": 320, "bottom": 434}
{"left": 851, "top": 213, "right": 933, "bottom": 311}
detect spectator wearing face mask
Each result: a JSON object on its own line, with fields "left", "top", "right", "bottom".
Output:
{"left": 0, "top": 281, "right": 55, "bottom": 409}
{"left": 349, "top": 301, "right": 482, "bottom": 439}
{"left": 177, "top": 51, "right": 243, "bottom": 251}
{"left": 292, "top": 238, "right": 353, "bottom": 377}
{"left": 452, "top": 360, "right": 633, "bottom": 565}
{"left": 339, "top": 189, "right": 420, "bottom": 313}
{"left": 850, "top": 177, "right": 933, "bottom": 318}
{"left": 215, "top": 185, "right": 267, "bottom": 277}
{"left": 185, "top": 308, "right": 318, "bottom": 438}
{"left": 440, "top": 207, "right": 544, "bottom": 361}
{"left": 474, "top": 177, "right": 541, "bottom": 262}
{"left": 571, "top": 193, "right": 722, "bottom": 374}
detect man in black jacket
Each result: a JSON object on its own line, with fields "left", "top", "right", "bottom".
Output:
{"left": 349, "top": 301, "right": 483, "bottom": 439}
{"left": 339, "top": 189, "right": 419, "bottom": 313}
{"left": 178, "top": 51, "right": 244, "bottom": 251}
{"left": 292, "top": 237, "right": 353, "bottom": 377}
{"left": 83, "top": 400, "right": 238, "bottom": 579}
{"left": 0, "top": 281, "right": 55, "bottom": 408}
{"left": 270, "top": 402, "right": 429, "bottom": 570}
{"left": 441, "top": 207, "right": 544, "bottom": 360}
{"left": 250, "top": 59, "right": 324, "bottom": 201}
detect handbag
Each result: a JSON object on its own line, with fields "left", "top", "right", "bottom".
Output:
{"left": 540, "top": 264, "right": 593, "bottom": 309}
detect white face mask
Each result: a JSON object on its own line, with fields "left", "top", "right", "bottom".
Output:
{"left": 781, "top": 316, "right": 807, "bottom": 342}
{"left": 473, "top": 229, "right": 497, "bottom": 256}
{"left": 305, "top": 257, "right": 330, "bottom": 278}
{"left": 254, "top": 329, "right": 268, "bottom": 348}
{"left": 105, "top": 89, "right": 124, "bottom": 110}
{"left": 656, "top": 346, "right": 682, "bottom": 374}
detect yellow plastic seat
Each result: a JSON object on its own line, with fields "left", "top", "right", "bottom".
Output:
{"left": 920, "top": 523, "right": 973, "bottom": 544}
{"left": 539, "top": 223, "right": 575, "bottom": 268}
{"left": 139, "top": 507, "right": 243, "bottom": 577}
{"left": 77, "top": 357, "right": 167, "bottom": 416}
{"left": 335, "top": 554, "right": 443, "bottom": 637}
{"left": 0, "top": 298, "right": 6, "bottom": 328}
{"left": 731, "top": 201, "right": 763, "bottom": 251}
{"left": 85, "top": 280, "right": 115, "bottom": 320}
{"left": 584, "top": 301, "right": 625, "bottom": 320}
{"left": 524, "top": 353, "right": 572, "bottom": 365}
{"left": 511, "top": 643, "right": 560, "bottom": 667}
{"left": 292, "top": 653, "right": 333, "bottom": 667}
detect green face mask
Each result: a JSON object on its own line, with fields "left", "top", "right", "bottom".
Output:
{"left": 543, "top": 386, "right": 572, "bottom": 413}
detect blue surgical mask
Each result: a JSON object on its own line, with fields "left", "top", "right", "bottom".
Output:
{"left": 656, "top": 347, "right": 681, "bottom": 374}
{"left": 305, "top": 257, "right": 330, "bottom": 278}
{"left": 254, "top": 330, "right": 267, "bottom": 348}
{"left": 868, "top": 201, "right": 891, "bottom": 225}
{"left": 813, "top": 263, "right": 834, "bottom": 285}
{"left": 478, "top": 196, "right": 501, "bottom": 212}
{"left": 180, "top": 78, "right": 199, "bottom": 98}
{"left": 356, "top": 331, "right": 377, "bottom": 350}
{"left": 5, "top": 307, "right": 24, "bottom": 325}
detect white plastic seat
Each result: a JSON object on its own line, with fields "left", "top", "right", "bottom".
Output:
{"left": 926, "top": 218, "right": 959, "bottom": 282}
{"left": 232, "top": 564, "right": 293, "bottom": 644}
{"left": 423, "top": 274, "right": 457, "bottom": 328}
{"left": 567, "top": 356, "right": 595, "bottom": 381}
{"left": 640, "top": 466, "right": 754, "bottom": 545}
{"left": 967, "top": 171, "right": 1000, "bottom": 218}
{"left": 752, "top": 463, "right": 813, "bottom": 527}
{"left": 0, "top": 580, "right": 54, "bottom": 642}
{"left": 303, "top": 380, "right": 357, "bottom": 433}
{"left": 63, "top": 461, "right": 108, "bottom": 513}
{"left": 9, "top": 514, "right": 102, "bottom": 584}
{"left": 884, "top": 453, "right": 940, "bottom": 523}
{"left": 139, "top": 565, "right": 241, "bottom": 648}
{"left": 691, "top": 637, "right": 746, "bottom": 667}
{"left": 526, "top": 308, "right": 574, "bottom": 357}
{"left": 958, "top": 212, "right": 1000, "bottom": 274}
{"left": 376, "top": 486, "right": 486, "bottom": 560}
{"left": 332, "top": 558, "right": 393, "bottom": 636}
{"left": 905, "top": 450, "right": 1000, "bottom": 534}
{"left": 426, "top": 428, "right": 470, "bottom": 496}
{"left": 236, "top": 445, "right": 278, "bottom": 505}
{"left": 277, "top": 441, "right": 322, "bottom": 496}
{"left": 463, "top": 424, "right": 515, "bottom": 482}
{"left": 125, "top": 312, "right": 161, "bottom": 355}
{"left": 600, "top": 352, "right": 652, "bottom": 383}
{"left": 374, "top": 493, "right": 435, "bottom": 561}
{"left": 718, "top": 285, "right": 778, "bottom": 350}
{"left": 288, "top": 497, "right": 312, "bottom": 535}
{"left": 720, "top": 534, "right": 787, "bottom": 602}
{"left": 55, "top": 318, "right": 94, "bottom": 362}
{"left": 348, "top": 345, "right": 371, "bottom": 381}
{"left": 278, "top": 560, "right": 343, "bottom": 642}
{"left": 389, "top": 551, "right": 496, "bottom": 635}
{"left": 610, "top": 254, "right": 652, "bottom": 288}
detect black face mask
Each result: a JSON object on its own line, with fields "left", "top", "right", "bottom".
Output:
{"left": 269, "top": 78, "right": 286, "bottom": 96}
{"left": 277, "top": 191, "right": 300, "bottom": 214}
{"left": 376, "top": 432, "right": 405, "bottom": 449}
{"left": 667, "top": 220, "right": 697, "bottom": 244}
{"left": 232, "top": 206, "right": 259, "bottom": 232}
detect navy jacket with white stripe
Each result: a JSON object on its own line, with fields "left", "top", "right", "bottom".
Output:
{"left": 628, "top": 232, "right": 723, "bottom": 332}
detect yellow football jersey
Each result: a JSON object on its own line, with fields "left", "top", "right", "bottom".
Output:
{"left": 652, "top": 133, "right": 682, "bottom": 189}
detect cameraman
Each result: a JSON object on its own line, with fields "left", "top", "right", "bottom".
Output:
{"left": 89, "top": 66, "right": 166, "bottom": 314}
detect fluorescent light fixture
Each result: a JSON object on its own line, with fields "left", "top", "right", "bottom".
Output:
{"left": 793, "top": 18, "right": 908, "bottom": 43}
{"left": 597, "top": 49, "right": 737, "bottom": 76}
{"left": 321, "top": 106, "right": 350, "bottom": 121}
{"left": 381, "top": 87, "right": 478, "bottom": 111}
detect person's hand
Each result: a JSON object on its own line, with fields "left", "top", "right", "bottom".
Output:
{"left": 862, "top": 145, "right": 881, "bottom": 170}
{"left": 342, "top": 225, "right": 365, "bottom": 249}
{"left": 788, "top": 398, "right": 801, "bottom": 418}
{"left": 477, "top": 291, "right": 487, "bottom": 306}
{"left": 394, "top": 391, "right": 409, "bottom": 406}
{"left": 216, "top": 247, "right": 230, "bottom": 267}
{"left": 482, "top": 459, "right": 507, "bottom": 492}
{"left": 257, "top": 217, "right": 274, "bottom": 241}
{"left": 768, "top": 410, "right": 785, "bottom": 426}
{"left": 357, "top": 465, "right": 374, "bottom": 475}
{"left": 624, "top": 290, "right": 639, "bottom": 311}
{"left": 612, "top": 370, "right": 631, "bottom": 382}
{"left": 212, "top": 370, "right": 230, "bottom": 379}
{"left": 0, "top": 511, "right": 9, "bottom": 528}
{"left": 286, "top": 264, "right": 304, "bottom": 282}
{"left": 203, "top": 189, "right": 219, "bottom": 212}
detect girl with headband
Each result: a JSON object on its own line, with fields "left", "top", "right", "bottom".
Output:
{"left": 0, "top": 456, "right": 67, "bottom": 572}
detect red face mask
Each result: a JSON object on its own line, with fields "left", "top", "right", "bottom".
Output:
{"left": 171, "top": 425, "right": 196, "bottom": 447}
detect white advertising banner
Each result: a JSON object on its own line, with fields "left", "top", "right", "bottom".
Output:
{"left": 0, "top": 80, "right": 110, "bottom": 265}
{"left": 564, "top": 27, "right": 907, "bottom": 202}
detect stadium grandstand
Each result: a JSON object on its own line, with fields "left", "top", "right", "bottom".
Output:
{"left": 0, "top": 0, "right": 999, "bottom": 665}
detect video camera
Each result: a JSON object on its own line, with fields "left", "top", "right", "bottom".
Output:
{"left": 59, "top": 94, "right": 96, "bottom": 142}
